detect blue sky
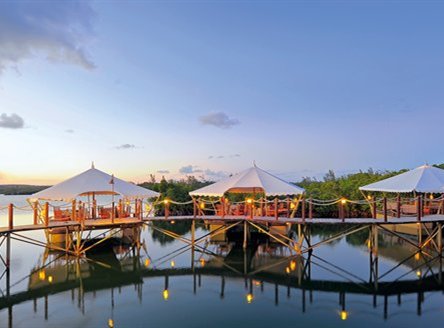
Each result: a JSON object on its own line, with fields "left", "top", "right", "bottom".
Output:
{"left": 0, "top": 1, "right": 443, "bottom": 184}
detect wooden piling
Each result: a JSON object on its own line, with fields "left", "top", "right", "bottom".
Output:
{"left": 8, "top": 204, "right": 13, "bottom": 230}
{"left": 396, "top": 194, "right": 401, "bottom": 219}
{"left": 417, "top": 195, "right": 422, "bottom": 222}
{"left": 243, "top": 220, "right": 248, "bottom": 249}
{"left": 372, "top": 200, "right": 377, "bottom": 219}
{"left": 33, "top": 202, "right": 38, "bottom": 225}
{"left": 308, "top": 197, "right": 313, "bottom": 220}
{"left": 301, "top": 196, "right": 306, "bottom": 222}
{"left": 274, "top": 198, "right": 278, "bottom": 221}
{"left": 383, "top": 197, "right": 387, "bottom": 222}
{"left": 165, "top": 200, "right": 170, "bottom": 220}
{"left": 72, "top": 200, "right": 77, "bottom": 221}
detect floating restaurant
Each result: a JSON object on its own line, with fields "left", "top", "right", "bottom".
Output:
{"left": 1, "top": 163, "right": 444, "bottom": 327}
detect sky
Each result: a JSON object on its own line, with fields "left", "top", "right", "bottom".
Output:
{"left": 0, "top": 0, "right": 443, "bottom": 185}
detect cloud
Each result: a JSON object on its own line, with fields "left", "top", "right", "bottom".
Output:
{"left": 208, "top": 153, "right": 241, "bottom": 160}
{"left": 0, "top": 113, "right": 24, "bottom": 129}
{"left": 179, "top": 165, "right": 202, "bottom": 174}
{"left": 204, "top": 169, "right": 227, "bottom": 180}
{"left": 65, "top": 129, "right": 74, "bottom": 133}
{"left": 157, "top": 169, "right": 170, "bottom": 174}
{"left": 0, "top": 1, "right": 95, "bottom": 74}
{"left": 115, "top": 144, "right": 136, "bottom": 150}
{"left": 199, "top": 112, "right": 240, "bottom": 129}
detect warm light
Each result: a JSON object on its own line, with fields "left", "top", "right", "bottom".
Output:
{"left": 38, "top": 270, "right": 46, "bottom": 281}
{"left": 367, "top": 195, "right": 372, "bottom": 200}
{"left": 163, "top": 289, "right": 169, "bottom": 300}
{"left": 366, "top": 239, "right": 371, "bottom": 249}
{"left": 340, "top": 310, "right": 348, "bottom": 320}
{"left": 200, "top": 202, "right": 205, "bottom": 209}
{"left": 290, "top": 202, "right": 296, "bottom": 209}
{"left": 341, "top": 198, "right": 347, "bottom": 205}
{"left": 200, "top": 258, "right": 206, "bottom": 267}
{"left": 108, "top": 319, "right": 114, "bottom": 328}
{"left": 170, "top": 220, "right": 175, "bottom": 224}
{"left": 286, "top": 222, "right": 291, "bottom": 226}
{"left": 246, "top": 198, "right": 253, "bottom": 204}
{"left": 171, "top": 260, "right": 175, "bottom": 268}
{"left": 144, "top": 259, "right": 150, "bottom": 267}
{"left": 145, "top": 204, "right": 151, "bottom": 211}
{"left": 414, "top": 253, "right": 420, "bottom": 261}
{"left": 253, "top": 280, "right": 261, "bottom": 287}
{"left": 290, "top": 260, "right": 297, "bottom": 271}
{"left": 246, "top": 293, "right": 254, "bottom": 303}
{"left": 48, "top": 275, "right": 53, "bottom": 283}
{"left": 285, "top": 267, "right": 291, "bottom": 274}
{"left": 163, "top": 199, "right": 169, "bottom": 205}
{"left": 416, "top": 270, "right": 422, "bottom": 278}
{"left": 430, "top": 195, "right": 434, "bottom": 200}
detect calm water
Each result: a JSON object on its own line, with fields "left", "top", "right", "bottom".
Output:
{"left": 1, "top": 195, "right": 444, "bottom": 328}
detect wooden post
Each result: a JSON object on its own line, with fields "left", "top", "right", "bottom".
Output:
{"left": 308, "top": 197, "right": 313, "bottom": 220}
{"left": 165, "top": 200, "right": 169, "bottom": 220}
{"left": 301, "top": 196, "right": 306, "bottom": 223}
{"left": 243, "top": 220, "right": 248, "bottom": 249}
{"left": 339, "top": 201, "right": 344, "bottom": 222}
{"left": 383, "top": 197, "right": 387, "bottom": 223}
{"left": 118, "top": 199, "right": 123, "bottom": 218}
{"left": 33, "top": 202, "right": 38, "bottom": 225}
{"left": 372, "top": 200, "right": 377, "bottom": 219}
{"left": 437, "top": 222, "right": 442, "bottom": 255}
{"left": 250, "top": 200, "right": 253, "bottom": 220}
{"left": 260, "top": 197, "right": 264, "bottom": 217}
{"left": 8, "top": 204, "right": 13, "bottom": 230}
{"left": 193, "top": 198, "right": 197, "bottom": 218}
{"left": 221, "top": 197, "right": 225, "bottom": 218}
{"left": 417, "top": 195, "right": 422, "bottom": 222}
{"left": 396, "top": 194, "right": 401, "bottom": 219}
{"left": 286, "top": 197, "right": 290, "bottom": 218}
{"left": 72, "top": 200, "right": 77, "bottom": 221}
{"left": 44, "top": 202, "right": 49, "bottom": 227}
{"left": 274, "top": 198, "right": 278, "bottom": 220}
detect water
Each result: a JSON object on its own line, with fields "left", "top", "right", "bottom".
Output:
{"left": 1, "top": 195, "right": 443, "bottom": 327}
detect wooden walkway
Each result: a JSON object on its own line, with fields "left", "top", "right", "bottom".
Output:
{"left": 2, "top": 214, "right": 444, "bottom": 234}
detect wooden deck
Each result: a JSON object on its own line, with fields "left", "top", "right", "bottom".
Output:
{"left": 2, "top": 214, "right": 444, "bottom": 234}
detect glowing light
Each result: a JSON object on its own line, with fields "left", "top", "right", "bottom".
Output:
{"left": 340, "top": 310, "right": 348, "bottom": 320}
{"left": 163, "top": 289, "right": 169, "bottom": 300}
{"left": 430, "top": 195, "right": 434, "bottom": 200}
{"left": 414, "top": 253, "right": 420, "bottom": 261}
{"left": 286, "top": 222, "right": 291, "bottom": 226}
{"left": 200, "top": 258, "right": 206, "bottom": 267}
{"left": 285, "top": 267, "right": 291, "bottom": 274}
{"left": 163, "top": 199, "right": 169, "bottom": 205}
{"left": 290, "top": 260, "right": 297, "bottom": 271}
{"left": 170, "top": 220, "right": 175, "bottom": 224}
{"left": 48, "top": 275, "right": 53, "bottom": 283}
{"left": 108, "top": 319, "right": 114, "bottom": 328}
{"left": 246, "top": 198, "right": 253, "bottom": 204}
{"left": 200, "top": 202, "right": 205, "bottom": 209}
{"left": 366, "top": 239, "right": 371, "bottom": 249}
{"left": 144, "top": 259, "right": 150, "bottom": 267}
{"left": 145, "top": 204, "right": 151, "bottom": 211}
{"left": 341, "top": 199, "right": 347, "bottom": 205}
{"left": 170, "top": 261, "right": 175, "bottom": 268}
{"left": 38, "top": 270, "right": 46, "bottom": 281}
{"left": 367, "top": 195, "right": 372, "bottom": 200}
{"left": 246, "top": 293, "right": 254, "bottom": 303}
{"left": 253, "top": 280, "right": 261, "bottom": 287}
{"left": 290, "top": 202, "right": 296, "bottom": 209}
{"left": 416, "top": 270, "right": 422, "bottom": 278}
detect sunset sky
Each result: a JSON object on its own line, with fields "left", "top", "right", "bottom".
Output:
{"left": 1, "top": 1, "right": 443, "bottom": 185}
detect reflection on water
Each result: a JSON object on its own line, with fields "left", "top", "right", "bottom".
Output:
{"left": 1, "top": 203, "right": 444, "bottom": 327}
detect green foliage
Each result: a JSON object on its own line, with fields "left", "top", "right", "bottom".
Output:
{"left": 0, "top": 184, "right": 49, "bottom": 195}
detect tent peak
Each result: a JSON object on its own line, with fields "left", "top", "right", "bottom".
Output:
{"left": 91, "top": 161, "right": 95, "bottom": 169}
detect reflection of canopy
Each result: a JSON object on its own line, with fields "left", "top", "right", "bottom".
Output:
{"left": 189, "top": 166, "right": 305, "bottom": 197}
{"left": 29, "top": 165, "right": 159, "bottom": 201}
{"left": 359, "top": 165, "right": 444, "bottom": 193}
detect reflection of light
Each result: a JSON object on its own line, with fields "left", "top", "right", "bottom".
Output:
{"left": 414, "top": 253, "right": 420, "bottom": 261}
{"left": 144, "top": 259, "right": 150, "bottom": 267}
{"left": 285, "top": 267, "right": 291, "bottom": 274}
{"left": 38, "top": 270, "right": 46, "bottom": 281}
{"left": 170, "top": 220, "right": 175, "bottom": 224}
{"left": 340, "top": 310, "right": 348, "bottom": 320}
{"left": 163, "top": 289, "right": 169, "bottom": 300}
{"left": 48, "top": 275, "right": 53, "bottom": 283}
{"left": 246, "top": 293, "right": 254, "bottom": 303}
{"left": 416, "top": 270, "right": 422, "bottom": 278}
{"left": 171, "top": 261, "right": 175, "bottom": 268}
{"left": 108, "top": 319, "right": 114, "bottom": 328}
{"left": 366, "top": 239, "right": 371, "bottom": 249}
{"left": 253, "top": 280, "right": 261, "bottom": 287}
{"left": 290, "top": 260, "right": 297, "bottom": 271}
{"left": 200, "top": 259, "right": 206, "bottom": 267}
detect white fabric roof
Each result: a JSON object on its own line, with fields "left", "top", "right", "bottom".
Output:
{"left": 359, "top": 165, "right": 444, "bottom": 193}
{"left": 29, "top": 166, "right": 159, "bottom": 201}
{"left": 189, "top": 166, "right": 305, "bottom": 197}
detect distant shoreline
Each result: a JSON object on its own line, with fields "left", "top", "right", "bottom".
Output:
{"left": 0, "top": 185, "right": 50, "bottom": 195}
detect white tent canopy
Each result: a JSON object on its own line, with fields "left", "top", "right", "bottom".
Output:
{"left": 189, "top": 165, "right": 305, "bottom": 197}
{"left": 29, "top": 165, "right": 159, "bottom": 202}
{"left": 359, "top": 165, "right": 444, "bottom": 193}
